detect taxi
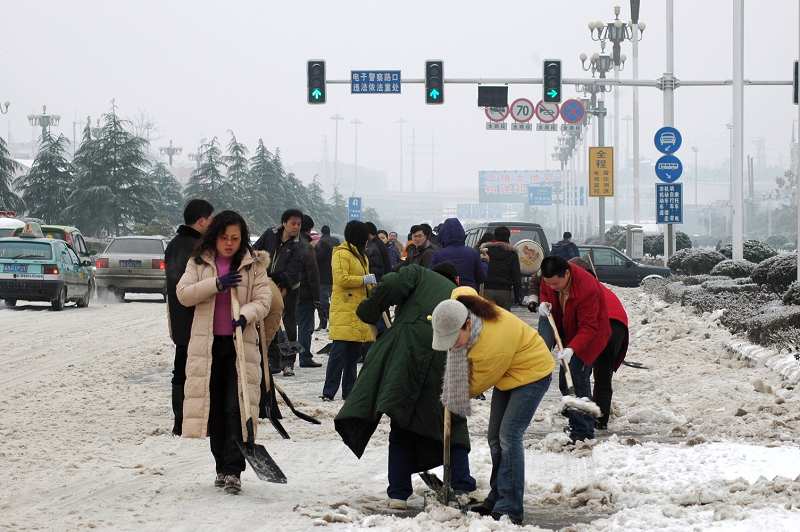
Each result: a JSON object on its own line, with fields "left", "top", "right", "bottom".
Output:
{"left": 0, "top": 222, "right": 95, "bottom": 310}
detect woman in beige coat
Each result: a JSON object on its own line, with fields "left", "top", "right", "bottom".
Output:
{"left": 177, "top": 210, "right": 271, "bottom": 494}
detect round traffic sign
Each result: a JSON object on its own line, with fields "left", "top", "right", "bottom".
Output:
{"left": 655, "top": 155, "right": 683, "bottom": 183}
{"left": 535, "top": 101, "right": 560, "bottom": 123}
{"left": 654, "top": 126, "right": 682, "bottom": 154}
{"left": 485, "top": 106, "right": 509, "bottom": 122}
{"left": 510, "top": 98, "right": 535, "bottom": 123}
{"left": 560, "top": 99, "right": 586, "bottom": 124}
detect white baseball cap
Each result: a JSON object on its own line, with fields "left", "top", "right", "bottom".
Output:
{"left": 431, "top": 299, "right": 469, "bottom": 351}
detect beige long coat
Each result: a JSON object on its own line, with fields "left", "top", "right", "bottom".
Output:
{"left": 177, "top": 250, "right": 272, "bottom": 440}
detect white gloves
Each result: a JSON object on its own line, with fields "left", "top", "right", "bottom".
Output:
{"left": 363, "top": 274, "right": 377, "bottom": 286}
{"left": 553, "top": 347, "right": 574, "bottom": 364}
{"left": 538, "top": 301, "right": 552, "bottom": 318}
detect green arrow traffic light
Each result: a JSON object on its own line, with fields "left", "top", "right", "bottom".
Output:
{"left": 429, "top": 88, "right": 440, "bottom": 100}
{"left": 311, "top": 88, "right": 322, "bottom": 100}
{"left": 547, "top": 89, "right": 559, "bottom": 99}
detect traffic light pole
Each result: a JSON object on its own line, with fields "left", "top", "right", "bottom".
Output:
{"left": 663, "top": 0, "right": 676, "bottom": 260}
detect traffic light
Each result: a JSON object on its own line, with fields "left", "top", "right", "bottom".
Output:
{"left": 307, "top": 60, "right": 326, "bottom": 104}
{"left": 543, "top": 60, "right": 562, "bottom": 103}
{"left": 425, "top": 60, "right": 444, "bottom": 104}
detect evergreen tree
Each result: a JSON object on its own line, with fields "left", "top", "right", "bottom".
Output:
{"left": 0, "top": 136, "right": 23, "bottom": 213}
{"left": 225, "top": 131, "right": 249, "bottom": 216}
{"left": 184, "top": 137, "right": 232, "bottom": 210}
{"left": 247, "top": 138, "right": 280, "bottom": 229}
{"left": 68, "top": 107, "right": 155, "bottom": 235}
{"left": 15, "top": 132, "right": 74, "bottom": 223}
{"left": 150, "top": 162, "right": 184, "bottom": 226}
{"left": 329, "top": 186, "right": 348, "bottom": 234}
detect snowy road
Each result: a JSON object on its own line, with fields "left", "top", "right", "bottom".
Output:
{"left": 2, "top": 288, "right": 800, "bottom": 531}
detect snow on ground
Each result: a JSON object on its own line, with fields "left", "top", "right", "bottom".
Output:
{"left": 1, "top": 288, "right": 800, "bottom": 531}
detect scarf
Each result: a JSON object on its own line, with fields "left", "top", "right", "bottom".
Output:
{"left": 441, "top": 313, "right": 483, "bottom": 418}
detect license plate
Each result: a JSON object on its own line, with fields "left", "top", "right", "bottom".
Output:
{"left": 3, "top": 264, "right": 27, "bottom": 273}
{"left": 120, "top": 260, "right": 141, "bottom": 268}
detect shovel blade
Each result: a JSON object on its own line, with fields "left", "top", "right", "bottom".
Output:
{"left": 418, "top": 471, "right": 443, "bottom": 492}
{"left": 236, "top": 440, "right": 287, "bottom": 483}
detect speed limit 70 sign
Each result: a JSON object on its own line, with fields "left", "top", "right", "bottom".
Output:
{"left": 510, "top": 98, "right": 535, "bottom": 123}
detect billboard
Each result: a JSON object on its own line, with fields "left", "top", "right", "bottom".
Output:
{"left": 478, "top": 170, "right": 562, "bottom": 203}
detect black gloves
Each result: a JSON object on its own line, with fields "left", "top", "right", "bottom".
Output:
{"left": 217, "top": 271, "right": 242, "bottom": 291}
{"left": 232, "top": 315, "right": 247, "bottom": 330}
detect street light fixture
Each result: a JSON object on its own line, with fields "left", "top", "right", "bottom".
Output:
{"left": 159, "top": 139, "right": 183, "bottom": 167}
{"left": 28, "top": 105, "right": 60, "bottom": 139}
{"left": 0, "top": 102, "right": 9, "bottom": 115}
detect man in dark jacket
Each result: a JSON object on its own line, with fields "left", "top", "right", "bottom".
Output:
{"left": 480, "top": 226, "right": 522, "bottom": 310}
{"left": 296, "top": 214, "right": 322, "bottom": 369}
{"left": 315, "top": 225, "right": 339, "bottom": 330}
{"left": 430, "top": 217, "right": 486, "bottom": 290}
{"left": 164, "top": 198, "right": 213, "bottom": 435}
{"left": 378, "top": 230, "right": 401, "bottom": 270}
{"left": 335, "top": 263, "right": 475, "bottom": 509}
{"left": 550, "top": 232, "right": 580, "bottom": 260}
{"left": 538, "top": 256, "right": 611, "bottom": 442}
{"left": 403, "top": 224, "right": 436, "bottom": 268}
{"left": 364, "top": 221, "right": 391, "bottom": 281}
{"left": 254, "top": 208, "right": 306, "bottom": 372}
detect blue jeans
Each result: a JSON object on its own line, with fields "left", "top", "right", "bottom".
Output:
{"left": 318, "top": 285, "right": 332, "bottom": 328}
{"left": 387, "top": 426, "right": 476, "bottom": 500}
{"left": 322, "top": 341, "right": 362, "bottom": 399}
{"left": 296, "top": 300, "right": 316, "bottom": 364}
{"left": 485, "top": 376, "right": 551, "bottom": 521}
{"left": 558, "top": 355, "right": 595, "bottom": 441}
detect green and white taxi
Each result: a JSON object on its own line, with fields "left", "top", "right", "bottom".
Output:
{"left": 0, "top": 223, "right": 94, "bottom": 310}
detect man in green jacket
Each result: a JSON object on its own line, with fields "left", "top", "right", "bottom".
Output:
{"left": 334, "top": 263, "right": 475, "bottom": 509}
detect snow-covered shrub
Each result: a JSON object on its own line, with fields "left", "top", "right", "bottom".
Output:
{"left": 667, "top": 248, "right": 726, "bottom": 275}
{"left": 644, "top": 232, "right": 692, "bottom": 257}
{"left": 640, "top": 276, "right": 668, "bottom": 298}
{"left": 710, "top": 259, "right": 756, "bottom": 279}
{"left": 663, "top": 282, "right": 688, "bottom": 304}
{"left": 681, "top": 288, "right": 777, "bottom": 335}
{"left": 719, "top": 240, "right": 777, "bottom": 263}
{"left": 751, "top": 253, "right": 798, "bottom": 294}
{"left": 746, "top": 303, "right": 800, "bottom": 345}
{"left": 734, "top": 277, "right": 754, "bottom": 285}
{"left": 701, "top": 279, "right": 760, "bottom": 294}
{"left": 679, "top": 274, "right": 716, "bottom": 286}
{"left": 783, "top": 281, "right": 800, "bottom": 306}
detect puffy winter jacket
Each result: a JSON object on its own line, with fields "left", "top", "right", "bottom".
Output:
{"left": 365, "top": 238, "right": 391, "bottom": 281}
{"left": 601, "top": 284, "right": 629, "bottom": 370}
{"left": 315, "top": 234, "right": 340, "bottom": 285}
{"left": 551, "top": 239, "right": 580, "bottom": 260}
{"left": 298, "top": 233, "right": 320, "bottom": 303}
{"left": 329, "top": 243, "right": 376, "bottom": 343}
{"left": 481, "top": 241, "right": 522, "bottom": 301}
{"left": 430, "top": 218, "right": 486, "bottom": 290}
{"left": 165, "top": 225, "right": 202, "bottom": 345}
{"left": 253, "top": 226, "right": 304, "bottom": 291}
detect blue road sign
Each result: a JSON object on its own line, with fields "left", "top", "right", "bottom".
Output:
{"left": 655, "top": 154, "right": 683, "bottom": 183}
{"left": 654, "top": 126, "right": 682, "bottom": 153}
{"left": 656, "top": 183, "right": 683, "bottom": 224}
{"left": 348, "top": 197, "right": 362, "bottom": 220}
{"left": 560, "top": 99, "right": 586, "bottom": 124}
{"left": 528, "top": 185, "right": 553, "bottom": 206}
{"left": 351, "top": 71, "right": 401, "bottom": 94}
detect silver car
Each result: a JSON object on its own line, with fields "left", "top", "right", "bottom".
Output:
{"left": 94, "top": 236, "right": 167, "bottom": 301}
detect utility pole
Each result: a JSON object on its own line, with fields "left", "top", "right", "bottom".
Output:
{"left": 330, "top": 114, "right": 344, "bottom": 190}
{"left": 630, "top": 2, "right": 645, "bottom": 223}
{"left": 159, "top": 139, "right": 182, "bottom": 167}
{"left": 395, "top": 118, "right": 406, "bottom": 192}
{"left": 613, "top": 63, "right": 621, "bottom": 226}
{"left": 731, "top": 0, "right": 745, "bottom": 261}
{"left": 662, "top": 0, "right": 677, "bottom": 259}
{"left": 431, "top": 131, "right": 435, "bottom": 192}
{"left": 351, "top": 118, "right": 362, "bottom": 193}
{"left": 411, "top": 127, "right": 416, "bottom": 193}
{"left": 797, "top": 0, "right": 800, "bottom": 281}
{"left": 692, "top": 146, "right": 699, "bottom": 206}
{"left": 27, "top": 105, "right": 60, "bottom": 140}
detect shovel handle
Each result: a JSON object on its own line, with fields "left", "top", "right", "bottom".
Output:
{"left": 441, "top": 407, "right": 452, "bottom": 504}
{"left": 231, "top": 287, "right": 254, "bottom": 444}
{"left": 546, "top": 313, "right": 575, "bottom": 393}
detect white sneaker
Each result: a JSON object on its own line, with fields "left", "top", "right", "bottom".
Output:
{"left": 388, "top": 498, "right": 408, "bottom": 510}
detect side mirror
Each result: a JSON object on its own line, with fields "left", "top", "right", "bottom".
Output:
{"left": 82, "top": 260, "right": 92, "bottom": 267}
{"left": 626, "top": 260, "right": 634, "bottom": 268}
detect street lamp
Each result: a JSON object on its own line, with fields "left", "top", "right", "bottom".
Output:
{"left": 330, "top": 114, "right": 344, "bottom": 190}
{"left": 28, "top": 105, "right": 60, "bottom": 139}
{"left": 159, "top": 139, "right": 183, "bottom": 167}
{"left": 351, "top": 118, "right": 363, "bottom": 193}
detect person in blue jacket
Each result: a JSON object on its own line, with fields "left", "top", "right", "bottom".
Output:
{"left": 430, "top": 218, "right": 486, "bottom": 290}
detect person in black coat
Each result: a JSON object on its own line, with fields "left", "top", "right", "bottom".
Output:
{"left": 364, "top": 221, "right": 391, "bottom": 281}
{"left": 315, "top": 225, "right": 339, "bottom": 330}
{"left": 253, "top": 209, "right": 306, "bottom": 373}
{"left": 296, "top": 214, "right": 322, "bottom": 369}
{"left": 480, "top": 226, "right": 522, "bottom": 310}
{"left": 164, "top": 199, "right": 214, "bottom": 435}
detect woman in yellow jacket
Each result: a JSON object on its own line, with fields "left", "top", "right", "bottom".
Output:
{"left": 321, "top": 220, "right": 377, "bottom": 401}
{"left": 432, "top": 286, "right": 553, "bottom": 525}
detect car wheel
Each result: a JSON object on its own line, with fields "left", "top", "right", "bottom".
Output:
{"left": 4, "top": 299, "right": 16, "bottom": 308}
{"left": 51, "top": 287, "right": 66, "bottom": 311}
{"left": 77, "top": 282, "right": 93, "bottom": 308}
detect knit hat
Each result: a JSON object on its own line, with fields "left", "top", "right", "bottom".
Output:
{"left": 431, "top": 299, "right": 469, "bottom": 351}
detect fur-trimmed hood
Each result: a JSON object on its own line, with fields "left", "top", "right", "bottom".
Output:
{"left": 480, "top": 241, "right": 515, "bottom": 252}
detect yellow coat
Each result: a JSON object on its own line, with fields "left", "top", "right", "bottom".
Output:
{"left": 452, "top": 286, "right": 554, "bottom": 396}
{"left": 329, "top": 243, "right": 376, "bottom": 343}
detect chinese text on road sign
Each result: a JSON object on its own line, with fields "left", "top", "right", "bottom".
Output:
{"left": 351, "top": 71, "right": 401, "bottom": 94}
{"left": 528, "top": 186, "right": 553, "bottom": 206}
{"left": 348, "top": 197, "right": 362, "bottom": 220}
{"left": 588, "top": 147, "right": 614, "bottom": 197}
{"left": 656, "top": 183, "right": 683, "bottom": 224}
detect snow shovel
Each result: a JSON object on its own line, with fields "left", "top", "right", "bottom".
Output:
{"left": 439, "top": 407, "right": 454, "bottom": 505}
{"left": 546, "top": 313, "right": 602, "bottom": 419}
{"left": 232, "top": 290, "right": 287, "bottom": 484}
{"left": 623, "top": 360, "right": 650, "bottom": 370}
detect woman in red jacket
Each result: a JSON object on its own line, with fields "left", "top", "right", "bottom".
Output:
{"left": 538, "top": 256, "right": 610, "bottom": 442}
{"left": 568, "top": 257, "right": 629, "bottom": 430}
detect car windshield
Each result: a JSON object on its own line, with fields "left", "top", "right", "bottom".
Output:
{"left": 0, "top": 241, "right": 53, "bottom": 260}
{"left": 507, "top": 228, "right": 546, "bottom": 247}
{"left": 106, "top": 239, "right": 164, "bottom": 255}
{"left": 0, "top": 228, "right": 17, "bottom": 238}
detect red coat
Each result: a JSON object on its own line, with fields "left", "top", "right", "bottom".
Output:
{"left": 539, "top": 263, "right": 611, "bottom": 366}
{"left": 601, "top": 284, "right": 629, "bottom": 370}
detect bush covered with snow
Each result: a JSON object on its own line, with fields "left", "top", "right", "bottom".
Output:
{"left": 643, "top": 232, "right": 692, "bottom": 257}
{"left": 677, "top": 274, "right": 730, "bottom": 286}
{"left": 640, "top": 276, "right": 668, "bottom": 298}
{"left": 681, "top": 287, "right": 777, "bottom": 335}
{"left": 751, "top": 253, "right": 798, "bottom": 294}
{"left": 701, "top": 279, "right": 760, "bottom": 294}
{"left": 783, "top": 281, "right": 800, "bottom": 306}
{"left": 719, "top": 240, "right": 777, "bottom": 263}
{"left": 667, "top": 248, "right": 726, "bottom": 275}
{"left": 746, "top": 303, "right": 800, "bottom": 345}
{"left": 710, "top": 259, "right": 756, "bottom": 279}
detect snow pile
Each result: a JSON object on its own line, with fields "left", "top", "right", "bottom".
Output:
{"left": 725, "top": 340, "right": 800, "bottom": 385}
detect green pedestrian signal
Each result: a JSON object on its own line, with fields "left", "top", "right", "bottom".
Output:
{"left": 425, "top": 60, "right": 444, "bottom": 105}
{"left": 543, "top": 60, "right": 562, "bottom": 103}
{"left": 307, "top": 60, "right": 326, "bottom": 104}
